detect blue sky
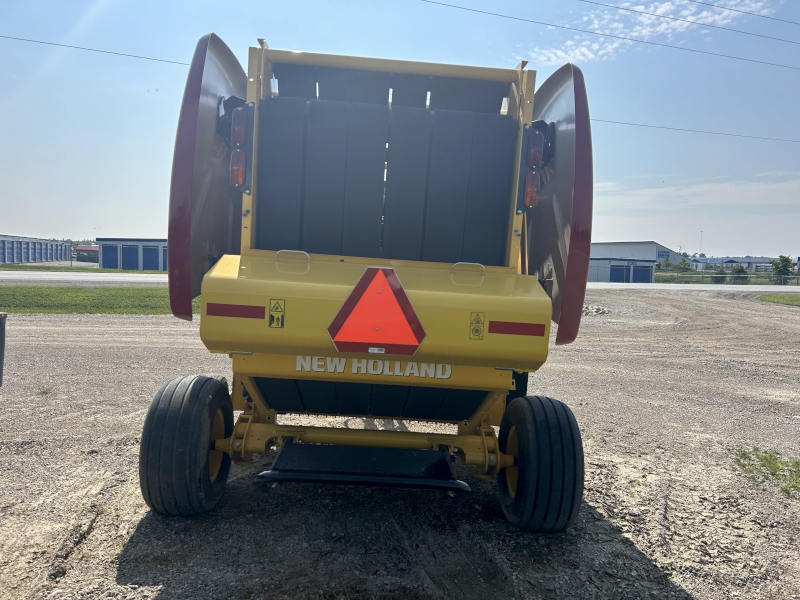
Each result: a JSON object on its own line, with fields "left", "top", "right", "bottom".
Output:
{"left": 1, "top": 0, "right": 798, "bottom": 257}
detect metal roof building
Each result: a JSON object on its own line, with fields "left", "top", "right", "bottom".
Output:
{"left": 96, "top": 238, "right": 168, "bottom": 271}
{"left": 0, "top": 234, "right": 71, "bottom": 263}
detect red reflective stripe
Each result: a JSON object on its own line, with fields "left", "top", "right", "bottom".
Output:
{"left": 206, "top": 303, "right": 265, "bottom": 319}
{"left": 488, "top": 321, "right": 546, "bottom": 336}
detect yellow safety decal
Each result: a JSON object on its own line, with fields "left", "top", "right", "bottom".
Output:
{"left": 269, "top": 299, "right": 285, "bottom": 329}
{"left": 470, "top": 312, "right": 485, "bottom": 340}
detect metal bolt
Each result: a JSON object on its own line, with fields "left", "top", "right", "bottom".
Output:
{"left": 524, "top": 124, "right": 530, "bottom": 129}
{"left": 375, "top": 327, "right": 379, "bottom": 331}
{"left": 234, "top": 441, "right": 242, "bottom": 448}
{"left": 489, "top": 455, "right": 495, "bottom": 462}
{"left": 517, "top": 210, "right": 523, "bottom": 215}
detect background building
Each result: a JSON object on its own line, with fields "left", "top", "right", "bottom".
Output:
{"left": 75, "top": 245, "right": 99, "bottom": 263}
{"left": 588, "top": 241, "right": 687, "bottom": 283}
{"left": 0, "top": 234, "right": 71, "bottom": 263}
{"left": 97, "top": 238, "right": 167, "bottom": 271}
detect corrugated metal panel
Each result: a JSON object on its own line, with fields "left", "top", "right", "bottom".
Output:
{"left": 101, "top": 245, "right": 119, "bottom": 269}
{"left": 121, "top": 246, "right": 139, "bottom": 270}
{"left": 142, "top": 246, "right": 159, "bottom": 270}
{"left": 162, "top": 247, "right": 168, "bottom": 271}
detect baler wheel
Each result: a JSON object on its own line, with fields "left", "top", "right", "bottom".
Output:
{"left": 139, "top": 375, "right": 233, "bottom": 516}
{"left": 497, "top": 396, "right": 584, "bottom": 532}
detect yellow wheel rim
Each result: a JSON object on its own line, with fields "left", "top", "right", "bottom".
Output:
{"left": 208, "top": 408, "right": 225, "bottom": 483}
{"left": 505, "top": 425, "right": 519, "bottom": 499}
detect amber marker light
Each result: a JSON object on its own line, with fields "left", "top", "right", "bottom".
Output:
{"left": 524, "top": 172, "right": 540, "bottom": 209}
{"left": 230, "top": 149, "right": 246, "bottom": 187}
{"left": 231, "top": 106, "right": 247, "bottom": 147}
{"left": 527, "top": 129, "right": 544, "bottom": 169}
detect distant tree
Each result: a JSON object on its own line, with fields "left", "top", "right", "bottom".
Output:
{"left": 771, "top": 255, "right": 793, "bottom": 285}
{"left": 674, "top": 257, "right": 693, "bottom": 272}
{"left": 699, "top": 253, "right": 707, "bottom": 258}
{"left": 731, "top": 265, "right": 748, "bottom": 283}
{"left": 661, "top": 257, "right": 672, "bottom": 270}
{"left": 692, "top": 252, "right": 698, "bottom": 257}
{"left": 681, "top": 251, "right": 689, "bottom": 257}
{"left": 711, "top": 267, "right": 727, "bottom": 284}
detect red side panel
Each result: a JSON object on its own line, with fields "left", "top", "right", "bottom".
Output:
{"left": 527, "top": 64, "right": 593, "bottom": 345}
{"left": 168, "top": 34, "right": 246, "bottom": 320}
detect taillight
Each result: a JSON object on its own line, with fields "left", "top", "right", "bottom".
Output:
{"left": 524, "top": 172, "right": 540, "bottom": 209}
{"left": 527, "top": 129, "right": 544, "bottom": 169}
{"left": 231, "top": 106, "right": 247, "bottom": 147}
{"left": 230, "top": 149, "right": 246, "bottom": 187}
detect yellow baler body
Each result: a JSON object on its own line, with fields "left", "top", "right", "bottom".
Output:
{"left": 200, "top": 252, "right": 551, "bottom": 393}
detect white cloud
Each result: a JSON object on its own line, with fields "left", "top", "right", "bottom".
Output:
{"left": 594, "top": 176, "right": 800, "bottom": 212}
{"left": 530, "top": 0, "right": 776, "bottom": 65}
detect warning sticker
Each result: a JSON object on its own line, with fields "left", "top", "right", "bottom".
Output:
{"left": 269, "top": 299, "right": 285, "bottom": 329}
{"left": 469, "top": 312, "right": 485, "bottom": 340}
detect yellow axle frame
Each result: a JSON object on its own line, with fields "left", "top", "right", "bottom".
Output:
{"left": 213, "top": 375, "right": 516, "bottom": 477}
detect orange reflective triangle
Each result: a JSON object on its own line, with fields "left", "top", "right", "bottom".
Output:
{"left": 334, "top": 270, "right": 418, "bottom": 345}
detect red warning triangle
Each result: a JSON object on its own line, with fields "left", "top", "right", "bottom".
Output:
{"left": 328, "top": 267, "right": 425, "bottom": 356}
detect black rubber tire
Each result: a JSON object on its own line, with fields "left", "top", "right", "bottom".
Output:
{"left": 139, "top": 375, "right": 233, "bottom": 516}
{"left": 497, "top": 395, "right": 584, "bottom": 532}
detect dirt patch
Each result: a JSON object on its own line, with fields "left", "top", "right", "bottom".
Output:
{"left": 0, "top": 290, "right": 799, "bottom": 598}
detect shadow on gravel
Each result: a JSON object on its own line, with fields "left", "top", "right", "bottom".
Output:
{"left": 117, "top": 462, "right": 692, "bottom": 599}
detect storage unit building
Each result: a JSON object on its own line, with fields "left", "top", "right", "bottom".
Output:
{"left": 591, "top": 241, "right": 685, "bottom": 266}
{"left": 96, "top": 238, "right": 168, "bottom": 271}
{"left": 0, "top": 235, "right": 71, "bottom": 264}
{"left": 588, "top": 258, "right": 656, "bottom": 283}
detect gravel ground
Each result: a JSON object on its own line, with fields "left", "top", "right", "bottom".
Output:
{"left": 0, "top": 290, "right": 798, "bottom": 600}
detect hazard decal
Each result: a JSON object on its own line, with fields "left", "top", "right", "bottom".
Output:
{"left": 328, "top": 267, "right": 425, "bottom": 356}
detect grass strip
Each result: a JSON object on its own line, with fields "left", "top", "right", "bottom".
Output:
{"left": 758, "top": 294, "right": 800, "bottom": 307}
{"left": 736, "top": 447, "right": 800, "bottom": 498}
{"left": 0, "top": 285, "right": 200, "bottom": 315}
{"left": 0, "top": 264, "right": 163, "bottom": 274}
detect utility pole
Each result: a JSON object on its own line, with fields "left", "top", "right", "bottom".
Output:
{"left": 700, "top": 231, "right": 703, "bottom": 255}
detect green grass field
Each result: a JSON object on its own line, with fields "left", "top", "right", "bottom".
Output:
{"left": 0, "top": 285, "right": 200, "bottom": 314}
{"left": 758, "top": 294, "right": 800, "bottom": 307}
{"left": 0, "top": 263, "right": 163, "bottom": 274}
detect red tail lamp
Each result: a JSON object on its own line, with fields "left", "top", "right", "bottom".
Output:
{"left": 527, "top": 129, "right": 544, "bottom": 169}
{"left": 231, "top": 106, "right": 247, "bottom": 147}
{"left": 524, "top": 172, "right": 540, "bottom": 209}
{"left": 230, "top": 149, "right": 246, "bottom": 187}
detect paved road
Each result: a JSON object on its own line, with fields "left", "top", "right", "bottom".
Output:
{"left": 3, "top": 269, "right": 800, "bottom": 293}
{"left": 587, "top": 282, "right": 800, "bottom": 292}
{"left": 0, "top": 270, "right": 167, "bottom": 286}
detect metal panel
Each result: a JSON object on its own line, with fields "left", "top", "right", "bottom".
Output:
{"left": 334, "top": 382, "right": 371, "bottom": 415}
{"left": 436, "top": 389, "right": 488, "bottom": 421}
{"left": 632, "top": 265, "right": 652, "bottom": 283}
{"left": 301, "top": 100, "right": 349, "bottom": 255}
{"left": 369, "top": 384, "right": 409, "bottom": 417}
{"left": 255, "top": 377, "right": 304, "bottom": 412}
{"left": 168, "top": 33, "right": 246, "bottom": 320}
{"left": 297, "top": 380, "right": 338, "bottom": 413}
{"left": 341, "top": 103, "right": 390, "bottom": 259}
{"left": 382, "top": 106, "right": 432, "bottom": 261}
{"left": 0, "top": 241, "right": 4, "bottom": 263}
{"left": 430, "top": 77, "right": 507, "bottom": 113}
{"left": 255, "top": 96, "right": 307, "bottom": 251}
{"left": 403, "top": 386, "right": 448, "bottom": 420}
{"left": 528, "top": 64, "right": 593, "bottom": 345}
{"left": 142, "top": 246, "right": 160, "bottom": 271}
{"left": 461, "top": 113, "right": 517, "bottom": 266}
{"left": 272, "top": 63, "right": 316, "bottom": 99}
{"left": 390, "top": 73, "right": 429, "bottom": 109}
{"left": 317, "top": 68, "right": 391, "bottom": 104}
{"left": 422, "top": 110, "right": 474, "bottom": 264}
{"left": 102, "top": 245, "right": 119, "bottom": 269}
{"left": 162, "top": 247, "right": 168, "bottom": 271}
{"left": 121, "top": 246, "right": 139, "bottom": 270}
{"left": 609, "top": 265, "right": 627, "bottom": 283}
